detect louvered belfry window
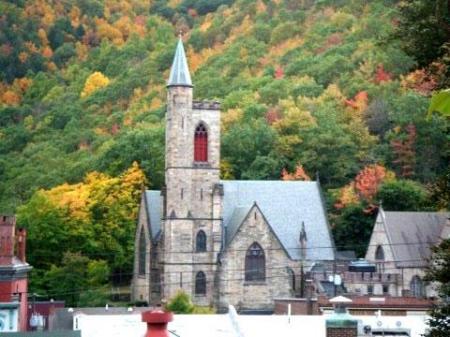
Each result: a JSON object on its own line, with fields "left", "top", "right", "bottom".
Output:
{"left": 194, "top": 123, "right": 208, "bottom": 162}
{"left": 245, "top": 242, "right": 265, "bottom": 281}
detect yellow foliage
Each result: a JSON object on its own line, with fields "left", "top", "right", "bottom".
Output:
{"left": 38, "top": 28, "right": 49, "bottom": 46}
{"left": 70, "top": 6, "right": 81, "bottom": 27}
{"left": 150, "top": 97, "right": 162, "bottom": 109}
{"left": 25, "top": 41, "right": 38, "bottom": 53}
{"left": 200, "top": 14, "right": 213, "bottom": 32}
{"left": 222, "top": 108, "right": 243, "bottom": 132}
{"left": 114, "top": 16, "right": 133, "bottom": 40}
{"left": 75, "top": 42, "right": 88, "bottom": 61}
{"left": 24, "top": 115, "right": 34, "bottom": 131}
{"left": 96, "top": 18, "right": 124, "bottom": 45}
{"left": 81, "top": 72, "right": 110, "bottom": 98}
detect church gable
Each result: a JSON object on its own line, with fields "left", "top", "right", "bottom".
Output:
{"left": 225, "top": 203, "right": 289, "bottom": 257}
{"left": 221, "top": 180, "right": 335, "bottom": 261}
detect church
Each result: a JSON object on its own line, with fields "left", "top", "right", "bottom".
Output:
{"left": 132, "top": 38, "right": 335, "bottom": 311}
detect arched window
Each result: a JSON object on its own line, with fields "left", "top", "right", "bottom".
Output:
{"left": 138, "top": 227, "right": 146, "bottom": 276}
{"left": 287, "top": 267, "right": 295, "bottom": 291}
{"left": 194, "top": 123, "right": 208, "bottom": 162}
{"left": 245, "top": 242, "right": 265, "bottom": 281}
{"left": 375, "top": 245, "right": 385, "bottom": 260}
{"left": 196, "top": 230, "right": 207, "bottom": 252}
{"left": 375, "top": 245, "right": 385, "bottom": 273}
{"left": 195, "top": 271, "right": 206, "bottom": 295}
{"left": 410, "top": 275, "right": 425, "bottom": 297}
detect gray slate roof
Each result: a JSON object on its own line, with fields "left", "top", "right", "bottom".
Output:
{"left": 221, "top": 180, "right": 335, "bottom": 261}
{"left": 143, "top": 180, "right": 335, "bottom": 261}
{"left": 144, "top": 190, "right": 162, "bottom": 241}
{"left": 380, "top": 211, "right": 450, "bottom": 268}
{"left": 167, "top": 38, "right": 192, "bottom": 87}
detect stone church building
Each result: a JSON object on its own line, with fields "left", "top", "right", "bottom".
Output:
{"left": 132, "top": 39, "right": 335, "bottom": 311}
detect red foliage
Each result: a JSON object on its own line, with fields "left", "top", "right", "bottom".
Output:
{"left": 374, "top": 64, "right": 392, "bottom": 84}
{"left": 401, "top": 64, "right": 443, "bottom": 96}
{"left": 265, "top": 107, "right": 280, "bottom": 125}
{"left": 274, "top": 66, "right": 284, "bottom": 79}
{"left": 111, "top": 123, "right": 120, "bottom": 135}
{"left": 390, "top": 123, "right": 416, "bottom": 178}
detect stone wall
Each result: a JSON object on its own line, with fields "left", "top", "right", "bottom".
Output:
{"left": 217, "top": 205, "right": 301, "bottom": 311}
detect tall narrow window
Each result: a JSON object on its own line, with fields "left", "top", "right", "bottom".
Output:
{"left": 138, "top": 227, "right": 146, "bottom": 276}
{"left": 245, "top": 242, "right": 265, "bottom": 281}
{"left": 375, "top": 245, "right": 385, "bottom": 260}
{"left": 375, "top": 245, "right": 385, "bottom": 272}
{"left": 195, "top": 271, "right": 206, "bottom": 295}
{"left": 194, "top": 123, "right": 208, "bottom": 162}
{"left": 287, "top": 267, "right": 295, "bottom": 291}
{"left": 410, "top": 275, "right": 425, "bottom": 297}
{"left": 196, "top": 230, "right": 207, "bottom": 252}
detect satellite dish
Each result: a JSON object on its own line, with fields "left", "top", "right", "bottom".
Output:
{"left": 377, "top": 320, "right": 382, "bottom": 327}
{"left": 396, "top": 321, "right": 402, "bottom": 327}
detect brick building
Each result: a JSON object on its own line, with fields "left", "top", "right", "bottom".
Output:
{"left": 0, "top": 215, "right": 32, "bottom": 332}
{"left": 132, "top": 38, "right": 335, "bottom": 311}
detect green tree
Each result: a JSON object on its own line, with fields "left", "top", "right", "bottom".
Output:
{"left": 395, "top": 0, "right": 450, "bottom": 67}
{"left": 423, "top": 238, "right": 450, "bottom": 337}
{"left": 332, "top": 204, "right": 375, "bottom": 257}
{"left": 376, "top": 180, "right": 429, "bottom": 211}
{"left": 165, "top": 291, "right": 194, "bottom": 314}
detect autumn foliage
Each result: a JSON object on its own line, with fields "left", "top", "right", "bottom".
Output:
{"left": 81, "top": 72, "right": 110, "bottom": 98}
{"left": 281, "top": 164, "right": 311, "bottom": 181}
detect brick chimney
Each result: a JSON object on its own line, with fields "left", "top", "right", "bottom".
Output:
{"left": 0, "top": 215, "right": 15, "bottom": 265}
{"left": 141, "top": 310, "right": 173, "bottom": 337}
{"left": 16, "top": 228, "right": 27, "bottom": 262}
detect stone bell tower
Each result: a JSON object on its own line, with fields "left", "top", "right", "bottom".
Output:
{"left": 162, "top": 38, "right": 222, "bottom": 306}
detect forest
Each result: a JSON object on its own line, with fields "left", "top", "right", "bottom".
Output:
{"left": 0, "top": 0, "right": 448, "bottom": 306}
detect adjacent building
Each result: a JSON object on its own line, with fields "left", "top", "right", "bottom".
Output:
{"left": 0, "top": 215, "right": 32, "bottom": 332}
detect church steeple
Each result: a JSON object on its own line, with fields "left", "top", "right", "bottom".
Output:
{"left": 167, "top": 37, "right": 192, "bottom": 87}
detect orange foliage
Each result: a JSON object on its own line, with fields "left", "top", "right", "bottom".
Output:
{"left": 2, "top": 91, "right": 21, "bottom": 105}
{"left": 14, "top": 78, "right": 33, "bottom": 92}
{"left": 344, "top": 91, "right": 368, "bottom": 112}
{"left": 281, "top": 164, "right": 311, "bottom": 181}
{"left": 42, "top": 46, "right": 53, "bottom": 58}
{"left": 374, "top": 64, "right": 392, "bottom": 83}
{"left": 400, "top": 63, "right": 445, "bottom": 96}
{"left": 354, "top": 164, "right": 392, "bottom": 201}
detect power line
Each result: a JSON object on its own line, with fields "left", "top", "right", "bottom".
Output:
{"left": 26, "top": 239, "right": 440, "bottom": 258}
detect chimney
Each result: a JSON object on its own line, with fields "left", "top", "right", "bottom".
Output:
{"left": 141, "top": 310, "right": 173, "bottom": 337}
{"left": 16, "top": 228, "right": 27, "bottom": 262}
{"left": 326, "top": 296, "right": 358, "bottom": 337}
{"left": 0, "top": 215, "right": 15, "bottom": 265}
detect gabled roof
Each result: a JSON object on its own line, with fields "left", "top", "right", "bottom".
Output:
{"left": 144, "top": 190, "right": 162, "bottom": 242}
{"left": 221, "top": 180, "right": 335, "bottom": 261}
{"left": 379, "top": 210, "right": 450, "bottom": 268}
{"left": 167, "top": 38, "right": 192, "bottom": 87}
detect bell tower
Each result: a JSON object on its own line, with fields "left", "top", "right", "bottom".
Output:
{"left": 162, "top": 38, "right": 222, "bottom": 306}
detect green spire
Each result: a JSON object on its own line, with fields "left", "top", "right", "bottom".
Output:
{"left": 167, "top": 38, "right": 192, "bottom": 87}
